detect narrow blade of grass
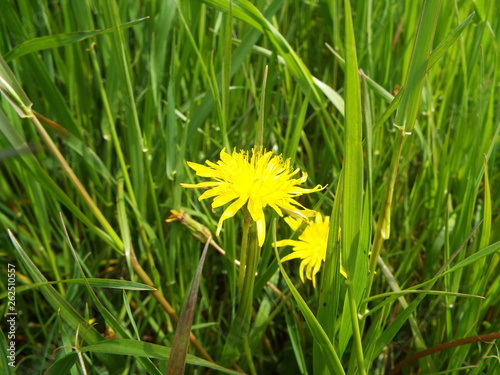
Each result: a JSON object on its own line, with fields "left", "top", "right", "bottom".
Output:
{"left": 4, "top": 17, "right": 149, "bottom": 62}
{"left": 0, "top": 279, "right": 155, "bottom": 300}
{"left": 338, "top": 3, "right": 367, "bottom": 373}
{"left": 394, "top": 0, "right": 443, "bottom": 132}
{"left": 59, "top": 214, "right": 163, "bottom": 375}
{"left": 80, "top": 339, "right": 242, "bottom": 375}
{"left": 7, "top": 230, "right": 124, "bottom": 373}
{"left": 274, "top": 221, "right": 346, "bottom": 375}
{"left": 314, "top": 174, "right": 343, "bottom": 375}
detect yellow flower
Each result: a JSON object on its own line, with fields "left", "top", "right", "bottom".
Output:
{"left": 275, "top": 212, "right": 347, "bottom": 288}
{"left": 181, "top": 148, "right": 323, "bottom": 246}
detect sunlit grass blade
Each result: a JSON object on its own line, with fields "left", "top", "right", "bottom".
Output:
{"left": 339, "top": 2, "right": 366, "bottom": 373}
{"left": 0, "top": 54, "right": 32, "bottom": 116}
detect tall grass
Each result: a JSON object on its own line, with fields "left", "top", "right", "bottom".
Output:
{"left": 1, "top": 0, "right": 499, "bottom": 374}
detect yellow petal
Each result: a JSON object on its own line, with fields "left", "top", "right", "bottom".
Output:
{"left": 283, "top": 216, "right": 303, "bottom": 232}
{"left": 186, "top": 161, "right": 216, "bottom": 177}
{"left": 274, "top": 239, "right": 299, "bottom": 248}
{"left": 179, "top": 181, "right": 220, "bottom": 189}
{"left": 280, "top": 250, "right": 304, "bottom": 262}
{"left": 268, "top": 202, "right": 284, "bottom": 217}
{"left": 211, "top": 191, "right": 239, "bottom": 208}
{"left": 199, "top": 186, "right": 227, "bottom": 201}
{"left": 216, "top": 196, "right": 248, "bottom": 236}
{"left": 247, "top": 198, "right": 265, "bottom": 222}
{"left": 256, "top": 217, "right": 266, "bottom": 247}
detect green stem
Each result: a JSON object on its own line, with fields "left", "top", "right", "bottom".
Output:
{"left": 238, "top": 214, "right": 251, "bottom": 294}
{"left": 220, "top": 213, "right": 261, "bottom": 366}
{"left": 244, "top": 337, "right": 258, "bottom": 375}
{"left": 347, "top": 281, "right": 367, "bottom": 375}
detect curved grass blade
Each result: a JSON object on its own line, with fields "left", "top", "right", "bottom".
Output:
{"left": 0, "top": 109, "right": 118, "bottom": 251}
{"left": 273, "top": 221, "right": 346, "bottom": 375}
{"left": 0, "top": 279, "right": 155, "bottom": 300}
{"left": 203, "top": 0, "right": 344, "bottom": 114}
{"left": 59, "top": 214, "right": 163, "bottom": 375}
{"left": 427, "top": 12, "right": 475, "bottom": 71}
{"left": 4, "top": 17, "right": 149, "bottom": 62}
{"left": 80, "top": 339, "right": 242, "bottom": 375}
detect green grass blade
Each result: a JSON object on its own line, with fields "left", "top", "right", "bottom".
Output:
{"left": 59, "top": 214, "right": 163, "bottom": 375}
{"left": 341, "top": 0, "right": 364, "bottom": 283}
{"left": 4, "top": 18, "right": 149, "bottom": 62}
{"left": 338, "top": 2, "right": 367, "bottom": 372}
{"left": 427, "top": 12, "right": 475, "bottom": 71}
{"left": 203, "top": 0, "right": 343, "bottom": 113}
{"left": 80, "top": 339, "right": 242, "bottom": 375}
{"left": 283, "top": 303, "right": 308, "bottom": 374}
{"left": 7, "top": 230, "right": 124, "bottom": 373}
{"left": 274, "top": 221, "right": 346, "bottom": 375}
{"left": 100, "top": 0, "right": 144, "bottom": 204}
{"left": 394, "top": 0, "right": 443, "bottom": 132}
{"left": 0, "top": 109, "right": 118, "bottom": 250}
{"left": 0, "top": 279, "right": 155, "bottom": 299}
{"left": 0, "top": 54, "right": 32, "bottom": 116}
{"left": 314, "top": 174, "right": 343, "bottom": 375}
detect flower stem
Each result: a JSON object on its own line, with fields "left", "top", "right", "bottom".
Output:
{"left": 220, "top": 211, "right": 261, "bottom": 366}
{"left": 238, "top": 214, "right": 252, "bottom": 294}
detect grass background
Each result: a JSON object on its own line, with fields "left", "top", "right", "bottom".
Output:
{"left": 0, "top": 0, "right": 499, "bottom": 374}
